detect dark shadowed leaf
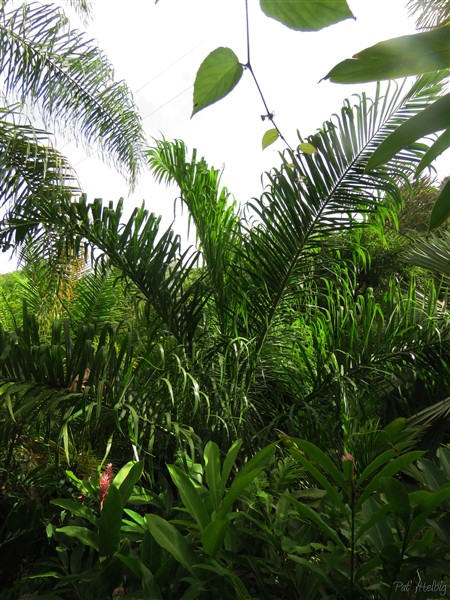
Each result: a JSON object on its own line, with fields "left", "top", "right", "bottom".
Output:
{"left": 192, "top": 47, "right": 243, "bottom": 116}
{"left": 260, "top": 0, "right": 354, "bottom": 31}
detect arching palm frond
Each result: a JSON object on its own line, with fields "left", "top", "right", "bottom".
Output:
{"left": 407, "top": 230, "right": 450, "bottom": 283}
{"left": 0, "top": 104, "right": 80, "bottom": 208}
{"left": 237, "top": 76, "right": 445, "bottom": 357}
{"left": 2, "top": 194, "right": 206, "bottom": 346}
{"left": 0, "top": 1, "right": 146, "bottom": 187}
{"left": 148, "top": 139, "right": 242, "bottom": 337}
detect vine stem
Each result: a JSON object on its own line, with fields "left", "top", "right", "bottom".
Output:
{"left": 244, "top": 0, "right": 293, "bottom": 151}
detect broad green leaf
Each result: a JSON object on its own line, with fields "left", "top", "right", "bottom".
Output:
{"left": 289, "top": 447, "right": 347, "bottom": 513}
{"left": 220, "top": 439, "right": 242, "bottom": 494}
{"left": 238, "top": 441, "right": 278, "bottom": 480}
{"left": 262, "top": 128, "right": 279, "bottom": 150}
{"left": 429, "top": 178, "right": 450, "bottom": 231}
{"left": 56, "top": 526, "right": 99, "bottom": 551}
{"left": 416, "top": 128, "right": 450, "bottom": 175}
{"left": 146, "top": 514, "right": 197, "bottom": 573}
{"left": 167, "top": 465, "right": 209, "bottom": 531}
{"left": 298, "top": 142, "right": 318, "bottom": 154}
{"left": 112, "top": 460, "right": 144, "bottom": 506}
{"left": 290, "top": 438, "right": 347, "bottom": 489}
{"left": 381, "top": 477, "right": 410, "bottom": 523}
{"left": 201, "top": 518, "right": 229, "bottom": 557}
{"left": 285, "top": 496, "right": 347, "bottom": 551}
{"left": 217, "top": 468, "right": 264, "bottom": 519}
{"left": 99, "top": 484, "right": 122, "bottom": 557}
{"left": 356, "top": 451, "right": 424, "bottom": 510}
{"left": 366, "top": 94, "right": 450, "bottom": 171}
{"left": 192, "top": 47, "right": 243, "bottom": 116}
{"left": 260, "top": 0, "right": 354, "bottom": 32}
{"left": 325, "top": 26, "right": 450, "bottom": 83}
{"left": 356, "top": 502, "right": 391, "bottom": 542}
{"left": 50, "top": 498, "right": 97, "bottom": 525}
{"left": 204, "top": 441, "right": 221, "bottom": 510}
{"left": 356, "top": 443, "right": 411, "bottom": 488}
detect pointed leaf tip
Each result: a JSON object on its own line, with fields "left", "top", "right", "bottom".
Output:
{"left": 192, "top": 47, "right": 243, "bottom": 116}
{"left": 262, "top": 128, "right": 279, "bottom": 149}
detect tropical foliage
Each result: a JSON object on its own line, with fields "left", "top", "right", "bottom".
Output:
{"left": 0, "top": 1, "right": 449, "bottom": 599}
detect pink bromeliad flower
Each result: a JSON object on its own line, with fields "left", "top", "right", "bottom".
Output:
{"left": 99, "top": 463, "right": 113, "bottom": 510}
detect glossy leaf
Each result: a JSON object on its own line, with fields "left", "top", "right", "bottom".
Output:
{"left": 99, "top": 484, "right": 122, "bottom": 557}
{"left": 192, "top": 47, "right": 243, "bottom": 116}
{"left": 325, "top": 26, "right": 450, "bottom": 83}
{"left": 260, "top": 0, "right": 354, "bottom": 32}
{"left": 366, "top": 94, "right": 450, "bottom": 171}
{"left": 204, "top": 441, "right": 221, "bottom": 510}
{"left": 220, "top": 439, "right": 242, "bottom": 494}
{"left": 56, "top": 526, "right": 99, "bottom": 551}
{"left": 416, "top": 128, "right": 450, "bottom": 175}
{"left": 217, "top": 468, "right": 264, "bottom": 519}
{"left": 146, "top": 514, "right": 197, "bottom": 573}
{"left": 112, "top": 460, "right": 144, "bottom": 506}
{"left": 262, "top": 128, "right": 279, "bottom": 150}
{"left": 167, "top": 465, "right": 210, "bottom": 531}
{"left": 50, "top": 498, "right": 97, "bottom": 525}
{"left": 201, "top": 518, "right": 229, "bottom": 557}
{"left": 429, "top": 178, "right": 450, "bottom": 231}
{"left": 356, "top": 451, "right": 424, "bottom": 510}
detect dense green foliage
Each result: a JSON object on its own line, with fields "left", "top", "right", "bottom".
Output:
{"left": 0, "top": 1, "right": 449, "bottom": 598}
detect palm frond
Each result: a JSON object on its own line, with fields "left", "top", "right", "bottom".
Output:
{"left": 148, "top": 139, "right": 242, "bottom": 336}
{"left": 238, "top": 76, "right": 445, "bottom": 354}
{"left": 0, "top": 1, "right": 146, "bottom": 186}
{"left": 407, "top": 230, "right": 450, "bottom": 282}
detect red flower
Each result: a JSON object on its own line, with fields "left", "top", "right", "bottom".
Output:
{"left": 99, "top": 463, "right": 113, "bottom": 510}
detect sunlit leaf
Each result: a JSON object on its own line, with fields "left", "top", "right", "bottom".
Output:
{"left": 366, "top": 94, "right": 449, "bottom": 171}
{"left": 429, "top": 178, "right": 450, "bottom": 231}
{"left": 416, "top": 128, "right": 450, "bottom": 175}
{"left": 325, "top": 26, "right": 450, "bottom": 83}
{"left": 192, "top": 47, "right": 243, "bottom": 116}
{"left": 262, "top": 128, "right": 279, "bottom": 150}
{"left": 298, "top": 142, "right": 318, "bottom": 154}
{"left": 260, "top": 0, "right": 354, "bottom": 31}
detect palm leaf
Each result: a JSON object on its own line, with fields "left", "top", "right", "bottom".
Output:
{"left": 237, "top": 76, "right": 445, "bottom": 359}
{"left": 0, "top": 1, "right": 146, "bottom": 186}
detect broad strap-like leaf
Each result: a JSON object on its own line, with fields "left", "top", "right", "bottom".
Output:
{"left": 366, "top": 94, "right": 450, "bottom": 171}
{"left": 324, "top": 26, "right": 450, "bottom": 83}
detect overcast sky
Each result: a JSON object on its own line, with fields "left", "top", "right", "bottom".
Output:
{"left": 1, "top": 0, "right": 448, "bottom": 272}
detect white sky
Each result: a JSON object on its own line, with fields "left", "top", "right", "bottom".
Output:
{"left": 1, "top": 0, "right": 449, "bottom": 272}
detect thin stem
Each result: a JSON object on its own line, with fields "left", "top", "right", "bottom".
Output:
{"left": 244, "top": 0, "right": 293, "bottom": 151}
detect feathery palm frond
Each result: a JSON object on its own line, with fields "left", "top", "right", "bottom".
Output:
{"left": 0, "top": 1, "right": 146, "bottom": 187}
{"left": 407, "top": 230, "right": 450, "bottom": 282}
{"left": 0, "top": 104, "right": 80, "bottom": 208}
{"left": 148, "top": 139, "right": 242, "bottom": 336}
{"left": 237, "top": 76, "right": 445, "bottom": 358}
